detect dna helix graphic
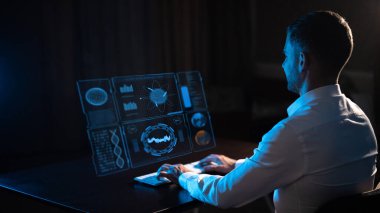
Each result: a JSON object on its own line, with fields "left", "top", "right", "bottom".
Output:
{"left": 110, "top": 129, "right": 125, "bottom": 169}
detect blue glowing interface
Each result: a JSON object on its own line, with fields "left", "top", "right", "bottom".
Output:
{"left": 77, "top": 71, "right": 215, "bottom": 176}
{"left": 88, "top": 127, "right": 130, "bottom": 174}
{"left": 112, "top": 73, "right": 182, "bottom": 122}
{"left": 177, "top": 72, "right": 208, "bottom": 110}
{"left": 123, "top": 114, "right": 192, "bottom": 168}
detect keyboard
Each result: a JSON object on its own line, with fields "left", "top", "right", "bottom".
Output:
{"left": 134, "top": 161, "right": 203, "bottom": 186}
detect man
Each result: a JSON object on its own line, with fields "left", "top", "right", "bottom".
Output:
{"left": 157, "top": 11, "right": 378, "bottom": 213}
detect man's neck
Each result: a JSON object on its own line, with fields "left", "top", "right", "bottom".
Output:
{"left": 298, "top": 80, "right": 337, "bottom": 96}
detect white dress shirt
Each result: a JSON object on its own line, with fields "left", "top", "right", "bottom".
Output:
{"left": 179, "top": 84, "right": 378, "bottom": 213}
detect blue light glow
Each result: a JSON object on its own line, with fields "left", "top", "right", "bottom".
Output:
{"left": 191, "top": 112, "right": 207, "bottom": 128}
{"left": 110, "top": 129, "right": 125, "bottom": 168}
{"left": 77, "top": 71, "right": 216, "bottom": 175}
{"left": 181, "top": 86, "right": 192, "bottom": 108}
{"left": 141, "top": 123, "right": 177, "bottom": 156}
{"left": 85, "top": 87, "right": 108, "bottom": 106}
{"left": 148, "top": 88, "right": 168, "bottom": 107}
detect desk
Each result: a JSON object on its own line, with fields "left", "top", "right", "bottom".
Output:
{"left": 0, "top": 139, "right": 256, "bottom": 212}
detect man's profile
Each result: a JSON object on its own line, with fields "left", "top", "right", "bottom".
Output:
{"left": 157, "top": 10, "right": 378, "bottom": 213}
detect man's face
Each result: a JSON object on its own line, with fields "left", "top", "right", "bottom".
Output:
{"left": 282, "top": 35, "right": 301, "bottom": 94}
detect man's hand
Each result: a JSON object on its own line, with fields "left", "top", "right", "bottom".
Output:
{"left": 199, "top": 154, "right": 237, "bottom": 174}
{"left": 156, "top": 164, "right": 193, "bottom": 184}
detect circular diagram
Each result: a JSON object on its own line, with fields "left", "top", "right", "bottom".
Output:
{"left": 194, "top": 130, "right": 211, "bottom": 146}
{"left": 191, "top": 112, "right": 207, "bottom": 128}
{"left": 85, "top": 87, "right": 108, "bottom": 106}
{"left": 141, "top": 123, "right": 177, "bottom": 156}
{"left": 143, "top": 80, "right": 174, "bottom": 113}
{"left": 149, "top": 88, "right": 168, "bottom": 106}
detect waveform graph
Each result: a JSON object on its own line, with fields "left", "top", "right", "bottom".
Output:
{"left": 141, "top": 123, "right": 177, "bottom": 157}
{"left": 147, "top": 135, "right": 171, "bottom": 144}
{"left": 123, "top": 114, "right": 192, "bottom": 168}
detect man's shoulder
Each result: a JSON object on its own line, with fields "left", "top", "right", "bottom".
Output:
{"left": 345, "top": 96, "right": 368, "bottom": 117}
{"left": 284, "top": 95, "right": 371, "bottom": 134}
{"left": 279, "top": 107, "right": 321, "bottom": 134}
{"left": 262, "top": 118, "right": 298, "bottom": 141}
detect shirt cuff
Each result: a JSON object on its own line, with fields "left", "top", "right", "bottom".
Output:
{"left": 234, "top": 158, "right": 246, "bottom": 168}
{"left": 179, "top": 172, "right": 199, "bottom": 191}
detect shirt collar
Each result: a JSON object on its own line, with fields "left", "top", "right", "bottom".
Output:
{"left": 287, "top": 84, "right": 342, "bottom": 117}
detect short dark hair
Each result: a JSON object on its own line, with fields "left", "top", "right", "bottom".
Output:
{"left": 287, "top": 11, "right": 353, "bottom": 78}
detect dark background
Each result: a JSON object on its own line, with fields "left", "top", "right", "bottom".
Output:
{"left": 0, "top": 0, "right": 379, "bottom": 174}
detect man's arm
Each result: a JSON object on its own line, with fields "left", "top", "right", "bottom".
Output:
{"left": 199, "top": 154, "right": 238, "bottom": 174}
{"left": 158, "top": 122, "right": 304, "bottom": 208}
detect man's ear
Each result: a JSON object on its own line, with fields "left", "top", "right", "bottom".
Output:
{"left": 298, "top": 51, "right": 309, "bottom": 73}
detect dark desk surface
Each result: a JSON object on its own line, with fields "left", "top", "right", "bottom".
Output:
{"left": 0, "top": 139, "right": 256, "bottom": 213}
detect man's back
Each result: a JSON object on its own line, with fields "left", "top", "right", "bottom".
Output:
{"left": 276, "top": 85, "right": 378, "bottom": 212}
{"left": 156, "top": 10, "right": 377, "bottom": 213}
{"left": 175, "top": 85, "right": 377, "bottom": 213}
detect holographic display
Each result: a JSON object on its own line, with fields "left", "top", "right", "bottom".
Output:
{"left": 77, "top": 71, "right": 215, "bottom": 176}
{"left": 177, "top": 71, "right": 208, "bottom": 110}
{"left": 191, "top": 112, "right": 207, "bottom": 128}
{"left": 141, "top": 123, "right": 177, "bottom": 156}
{"left": 112, "top": 74, "right": 181, "bottom": 122}
{"left": 186, "top": 111, "right": 215, "bottom": 152}
{"left": 77, "top": 79, "right": 118, "bottom": 128}
{"left": 87, "top": 127, "right": 129, "bottom": 175}
{"left": 124, "top": 115, "right": 192, "bottom": 168}
{"left": 85, "top": 87, "right": 108, "bottom": 106}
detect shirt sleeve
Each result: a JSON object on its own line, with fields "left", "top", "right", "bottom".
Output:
{"left": 234, "top": 159, "right": 246, "bottom": 168}
{"left": 178, "top": 122, "right": 305, "bottom": 208}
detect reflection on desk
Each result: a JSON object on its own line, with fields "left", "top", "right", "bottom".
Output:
{"left": 0, "top": 139, "right": 256, "bottom": 212}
